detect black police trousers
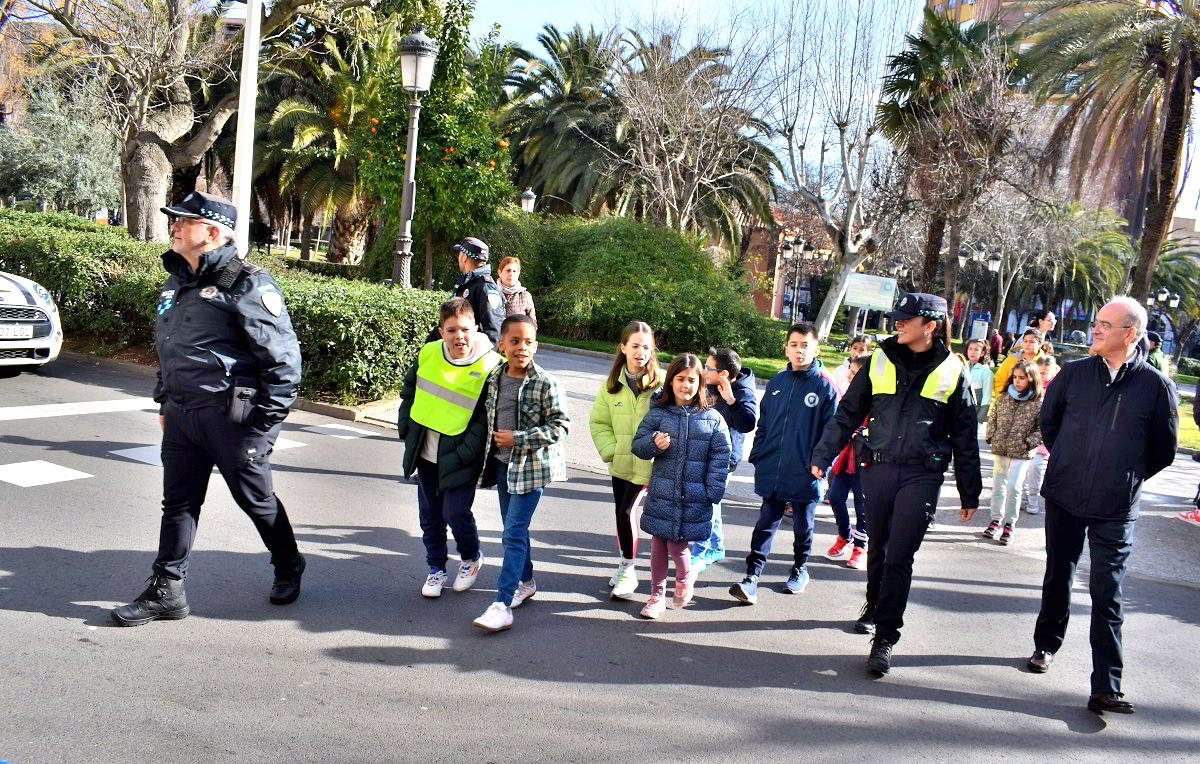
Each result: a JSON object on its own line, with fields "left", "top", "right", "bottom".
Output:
{"left": 859, "top": 462, "right": 944, "bottom": 644}
{"left": 153, "top": 401, "right": 298, "bottom": 580}
{"left": 1033, "top": 500, "right": 1135, "bottom": 695}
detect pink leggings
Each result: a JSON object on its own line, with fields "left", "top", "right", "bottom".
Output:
{"left": 649, "top": 536, "right": 692, "bottom": 597}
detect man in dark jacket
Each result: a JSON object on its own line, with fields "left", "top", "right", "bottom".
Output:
{"left": 426, "top": 237, "right": 506, "bottom": 345}
{"left": 730, "top": 323, "right": 838, "bottom": 604}
{"left": 1027, "top": 297, "right": 1178, "bottom": 715}
{"left": 112, "top": 192, "right": 305, "bottom": 627}
{"left": 690, "top": 347, "right": 758, "bottom": 573}
{"left": 811, "top": 293, "right": 981, "bottom": 677}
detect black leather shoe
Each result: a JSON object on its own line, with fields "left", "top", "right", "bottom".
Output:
{"left": 867, "top": 637, "right": 894, "bottom": 677}
{"left": 854, "top": 603, "right": 875, "bottom": 635}
{"left": 1027, "top": 650, "right": 1054, "bottom": 673}
{"left": 1088, "top": 693, "right": 1134, "bottom": 714}
{"left": 111, "top": 575, "right": 189, "bottom": 626}
{"left": 270, "top": 553, "right": 306, "bottom": 605}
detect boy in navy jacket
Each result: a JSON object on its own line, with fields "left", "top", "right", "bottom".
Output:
{"left": 730, "top": 323, "right": 838, "bottom": 604}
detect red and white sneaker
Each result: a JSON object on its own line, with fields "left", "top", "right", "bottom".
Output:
{"left": 846, "top": 546, "right": 866, "bottom": 569}
{"left": 825, "top": 536, "right": 852, "bottom": 560}
{"left": 1178, "top": 509, "right": 1200, "bottom": 526}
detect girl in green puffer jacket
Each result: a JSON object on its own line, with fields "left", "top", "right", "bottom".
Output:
{"left": 589, "top": 320, "right": 663, "bottom": 598}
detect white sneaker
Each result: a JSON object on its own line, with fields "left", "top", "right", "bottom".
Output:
{"left": 453, "top": 556, "right": 484, "bottom": 592}
{"left": 421, "top": 568, "right": 448, "bottom": 598}
{"left": 510, "top": 580, "right": 537, "bottom": 608}
{"left": 611, "top": 562, "right": 638, "bottom": 599}
{"left": 608, "top": 558, "right": 633, "bottom": 587}
{"left": 473, "top": 602, "right": 513, "bottom": 632}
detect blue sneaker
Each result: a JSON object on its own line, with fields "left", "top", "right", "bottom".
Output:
{"left": 783, "top": 566, "right": 810, "bottom": 594}
{"left": 729, "top": 576, "right": 758, "bottom": 605}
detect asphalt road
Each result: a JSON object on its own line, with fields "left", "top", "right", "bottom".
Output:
{"left": 2, "top": 352, "right": 1199, "bottom": 763}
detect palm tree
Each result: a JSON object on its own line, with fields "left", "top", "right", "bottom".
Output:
{"left": 260, "top": 22, "right": 398, "bottom": 263}
{"left": 1018, "top": 0, "right": 1200, "bottom": 300}
{"left": 877, "top": 8, "right": 999, "bottom": 291}
{"left": 501, "top": 24, "right": 625, "bottom": 214}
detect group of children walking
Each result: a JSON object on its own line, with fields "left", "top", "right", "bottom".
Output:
{"left": 396, "top": 296, "right": 1048, "bottom": 631}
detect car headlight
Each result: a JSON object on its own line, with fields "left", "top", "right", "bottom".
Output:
{"left": 32, "top": 282, "right": 57, "bottom": 312}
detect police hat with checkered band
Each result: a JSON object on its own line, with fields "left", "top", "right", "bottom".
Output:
{"left": 161, "top": 191, "right": 237, "bottom": 233}
{"left": 888, "top": 292, "right": 948, "bottom": 321}
{"left": 451, "top": 236, "right": 490, "bottom": 262}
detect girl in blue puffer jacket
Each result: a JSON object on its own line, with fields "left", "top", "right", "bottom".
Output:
{"left": 632, "top": 354, "right": 731, "bottom": 619}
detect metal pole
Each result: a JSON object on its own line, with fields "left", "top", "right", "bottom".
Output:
{"left": 231, "top": 0, "right": 263, "bottom": 255}
{"left": 791, "top": 264, "right": 800, "bottom": 323}
{"left": 392, "top": 93, "right": 422, "bottom": 287}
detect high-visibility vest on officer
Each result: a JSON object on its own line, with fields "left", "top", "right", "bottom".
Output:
{"left": 111, "top": 191, "right": 306, "bottom": 628}
{"left": 811, "top": 292, "right": 981, "bottom": 678}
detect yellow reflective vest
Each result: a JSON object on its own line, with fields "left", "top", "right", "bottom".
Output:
{"left": 867, "top": 347, "right": 964, "bottom": 403}
{"left": 410, "top": 340, "right": 502, "bottom": 436}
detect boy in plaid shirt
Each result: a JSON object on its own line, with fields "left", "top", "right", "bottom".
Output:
{"left": 473, "top": 315, "right": 570, "bottom": 632}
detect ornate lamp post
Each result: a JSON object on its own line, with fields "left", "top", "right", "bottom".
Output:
{"left": 391, "top": 25, "right": 439, "bottom": 287}
{"left": 520, "top": 188, "right": 537, "bottom": 213}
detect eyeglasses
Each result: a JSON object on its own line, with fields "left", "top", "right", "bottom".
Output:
{"left": 704, "top": 366, "right": 720, "bottom": 372}
{"left": 1090, "top": 321, "right": 1133, "bottom": 332}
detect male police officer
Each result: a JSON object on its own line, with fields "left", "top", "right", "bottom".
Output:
{"left": 811, "top": 293, "right": 981, "bottom": 677}
{"left": 111, "top": 192, "right": 305, "bottom": 626}
{"left": 426, "top": 237, "right": 506, "bottom": 345}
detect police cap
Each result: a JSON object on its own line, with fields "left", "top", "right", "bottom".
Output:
{"left": 452, "top": 237, "right": 490, "bottom": 262}
{"left": 889, "top": 292, "right": 948, "bottom": 321}
{"left": 161, "top": 191, "right": 237, "bottom": 232}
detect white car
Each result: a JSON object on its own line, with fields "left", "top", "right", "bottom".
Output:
{"left": 0, "top": 271, "right": 63, "bottom": 371}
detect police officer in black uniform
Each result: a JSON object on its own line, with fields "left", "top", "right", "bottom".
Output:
{"left": 811, "top": 293, "right": 981, "bottom": 676}
{"left": 426, "top": 236, "right": 506, "bottom": 345}
{"left": 111, "top": 192, "right": 306, "bottom": 626}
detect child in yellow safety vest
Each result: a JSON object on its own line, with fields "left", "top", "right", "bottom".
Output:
{"left": 397, "top": 297, "right": 502, "bottom": 599}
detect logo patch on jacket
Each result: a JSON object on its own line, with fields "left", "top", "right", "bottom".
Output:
{"left": 157, "top": 290, "right": 176, "bottom": 315}
{"left": 261, "top": 292, "right": 283, "bottom": 317}
{"left": 200, "top": 286, "right": 219, "bottom": 299}
{"left": 771, "top": 389, "right": 781, "bottom": 396}
{"left": 804, "top": 392, "right": 819, "bottom": 407}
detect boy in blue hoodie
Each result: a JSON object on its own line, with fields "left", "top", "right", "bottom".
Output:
{"left": 730, "top": 322, "right": 838, "bottom": 603}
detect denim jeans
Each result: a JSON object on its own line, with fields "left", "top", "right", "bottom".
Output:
{"left": 827, "top": 471, "right": 867, "bottom": 546}
{"left": 494, "top": 463, "right": 544, "bottom": 605}
{"left": 990, "top": 455, "right": 1029, "bottom": 526}
{"left": 745, "top": 497, "right": 818, "bottom": 577}
{"left": 689, "top": 503, "right": 725, "bottom": 563}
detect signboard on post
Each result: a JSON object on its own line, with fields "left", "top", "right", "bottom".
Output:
{"left": 843, "top": 274, "right": 898, "bottom": 312}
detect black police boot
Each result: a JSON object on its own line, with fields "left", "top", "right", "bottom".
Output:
{"left": 111, "top": 575, "right": 189, "bottom": 627}
{"left": 269, "top": 553, "right": 306, "bottom": 605}
{"left": 867, "top": 636, "right": 895, "bottom": 677}
{"left": 854, "top": 603, "right": 876, "bottom": 635}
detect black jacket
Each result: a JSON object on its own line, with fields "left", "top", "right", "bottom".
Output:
{"left": 396, "top": 360, "right": 489, "bottom": 491}
{"left": 812, "top": 337, "right": 982, "bottom": 509}
{"left": 153, "top": 244, "right": 302, "bottom": 429}
{"left": 749, "top": 360, "right": 838, "bottom": 503}
{"left": 708, "top": 368, "right": 758, "bottom": 470}
{"left": 1039, "top": 343, "right": 1178, "bottom": 521}
{"left": 426, "top": 265, "right": 506, "bottom": 345}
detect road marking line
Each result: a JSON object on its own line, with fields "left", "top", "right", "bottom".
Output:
{"left": 0, "top": 460, "right": 92, "bottom": 487}
{"left": 301, "top": 423, "right": 375, "bottom": 439}
{"left": 0, "top": 398, "right": 157, "bottom": 421}
{"left": 109, "top": 438, "right": 307, "bottom": 467}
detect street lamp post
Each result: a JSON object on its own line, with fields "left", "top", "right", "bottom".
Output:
{"left": 230, "top": 0, "right": 264, "bottom": 255}
{"left": 391, "top": 25, "right": 439, "bottom": 287}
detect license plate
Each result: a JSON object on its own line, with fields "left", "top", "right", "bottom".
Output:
{"left": 0, "top": 325, "right": 33, "bottom": 339}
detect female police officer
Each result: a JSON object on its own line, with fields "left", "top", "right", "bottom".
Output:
{"left": 811, "top": 293, "right": 981, "bottom": 677}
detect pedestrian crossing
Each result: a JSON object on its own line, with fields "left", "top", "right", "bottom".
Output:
{"left": 0, "top": 397, "right": 374, "bottom": 489}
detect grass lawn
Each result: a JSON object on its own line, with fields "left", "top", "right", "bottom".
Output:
{"left": 1182, "top": 399, "right": 1199, "bottom": 451}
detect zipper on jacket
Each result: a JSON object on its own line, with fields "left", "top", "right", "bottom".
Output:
{"left": 678, "top": 408, "right": 691, "bottom": 539}
{"left": 774, "top": 374, "right": 796, "bottom": 492}
{"left": 1110, "top": 393, "right": 1122, "bottom": 432}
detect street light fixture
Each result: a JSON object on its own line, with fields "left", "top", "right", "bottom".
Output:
{"left": 519, "top": 188, "right": 537, "bottom": 213}
{"left": 957, "top": 250, "right": 967, "bottom": 269}
{"left": 1170, "top": 292, "right": 1181, "bottom": 309}
{"left": 1156, "top": 287, "right": 1170, "bottom": 304}
{"left": 391, "top": 25, "right": 440, "bottom": 287}
{"left": 986, "top": 253, "right": 1002, "bottom": 273}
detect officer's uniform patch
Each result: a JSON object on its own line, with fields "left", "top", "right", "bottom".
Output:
{"left": 262, "top": 292, "right": 283, "bottom": 317}
{"left": 488, "top": 292, "right": 503, "bottom": 310}
{"left": 200, "top": 286, "right": 219, "bottom": 299}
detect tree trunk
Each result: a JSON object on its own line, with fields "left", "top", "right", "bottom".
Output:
{"left": 1132, "top": 54, "right": 1193, "bottom": 300}
{"left": 813, "top": 254, "right": 867, "bottom": 340}
{"left": 328, "top": 205, "right": 371, "bottom": 265}
{"left": 300, "top": 211, "right": 314, "bottom": 260}
{"left": 847, "top": 307, "right": 862, "bottom": 338}
{"left": 123, "top": 137, "right": 174, "bottom": 242}
{"left": 170, "top": 164, "right": 201, "bottom": 208}
{"left": 942, "top": 215, "right": 964, "bottom": 345}
{"left": 423, "top": 229, "right": 434, "bottom": 289}
{"left": 921, "top": 211, "right": 946, "bottom": 293}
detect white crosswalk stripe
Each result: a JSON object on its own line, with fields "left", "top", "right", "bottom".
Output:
{"left": 0, "top": 460, "right": 92, "bottom": 487}
{"left": 0, "top": 398, "right": 157, "bottom": 421}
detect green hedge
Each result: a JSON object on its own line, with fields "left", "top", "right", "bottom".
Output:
{"left": 478, "top": 213, "right": 783, "bottom": 357}
{"left": 0, "top": 209, "right": 443, "bottom": 403}
{"left": 284, "top": 258, "right": 364, "bottom": 280}
{"left": 1179, "top": 356, "right": 1200, "bottom": 377}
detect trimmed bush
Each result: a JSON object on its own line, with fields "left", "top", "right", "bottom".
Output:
{"left": 0, "top": 210, "right": 443, "bottom": 403}
{"left": 1179, "top": 356, "right": 1200, "bottom": 377}
{"left": 284, "top": 258, "right": 364, "bottom": 280}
